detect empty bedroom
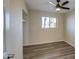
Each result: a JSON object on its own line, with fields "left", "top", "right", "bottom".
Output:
{"left": 3, "top": 0, "right": 75, "bottom": 59}
{"left": 23, "top": 0, "right": 75, "bottom": 59}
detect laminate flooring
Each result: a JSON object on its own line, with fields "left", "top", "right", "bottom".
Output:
{"left": 23, "top": 41, "right": 75, "bottom": 59}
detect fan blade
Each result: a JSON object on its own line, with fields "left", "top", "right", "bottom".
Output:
{"left": 60, "top": 6, "right": 70, "bottom": 10}
{"left": 57, "top": 0, "right": 60, "bottom": 2}
{"left": 62, "top": 1, "right": 69, "bottom": 6}
{"left": 48, "top": 1, "right": 56, "bottom": 6}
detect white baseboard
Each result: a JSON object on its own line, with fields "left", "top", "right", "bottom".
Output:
{"left": 64, "top": 40, "right": 75, "bottom": 47}
{"left": 23, "top": 40, "right": 64, "bottom": 46}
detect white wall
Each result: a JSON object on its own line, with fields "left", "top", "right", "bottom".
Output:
{"left": 3, "top": 0, "right": 28, "bottom": 59}
{"left": 64, "top": 11, "right": 75, "bottom": 47}
{"left": 23, "top": 16, "right": 30, "bottom": 46}
{"left": 23, "top": 10, "right": 64, "bottom": 46}
{"left": 23, "top": 10, "right": 75, "bottom": 47}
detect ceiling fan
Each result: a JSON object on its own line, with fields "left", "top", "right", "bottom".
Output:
{"left": 48, "top": 0, "right": 70, "bottom": 11}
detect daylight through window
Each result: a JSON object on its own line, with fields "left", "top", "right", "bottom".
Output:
{"left": 42, "top": 17, "right": 56, "bottom": 28}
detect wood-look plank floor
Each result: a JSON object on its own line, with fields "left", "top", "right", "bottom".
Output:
{"left": 23, "top": 41, "right": 75, "bottom": 59}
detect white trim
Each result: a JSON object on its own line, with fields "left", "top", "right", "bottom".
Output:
{"left": 23, "top": 40, "right": 64, "bottom": 46}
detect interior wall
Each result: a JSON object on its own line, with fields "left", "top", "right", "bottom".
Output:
{"left": 24, "top": 10, "right": 64, "bottom": 46}
{"left": 3, "top": 0, "right": 28, "bottom": 59}
{"left": 64, "top": 11, "right": 75, "bottom": 47}
{"left": 23, "top": 16, "right": 30, "bottom": 46}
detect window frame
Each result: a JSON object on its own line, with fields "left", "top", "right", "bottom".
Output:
{"left": 42, "top": 16, "right": 57, "bottom": 29}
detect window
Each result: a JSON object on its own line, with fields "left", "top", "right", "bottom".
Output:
{"left": 42, "top": 17, "right": 56, "bottom": 28}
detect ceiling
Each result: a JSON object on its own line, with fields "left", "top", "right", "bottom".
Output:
{"left": 25, "top": 0, "right": 75, "bottom": 13}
